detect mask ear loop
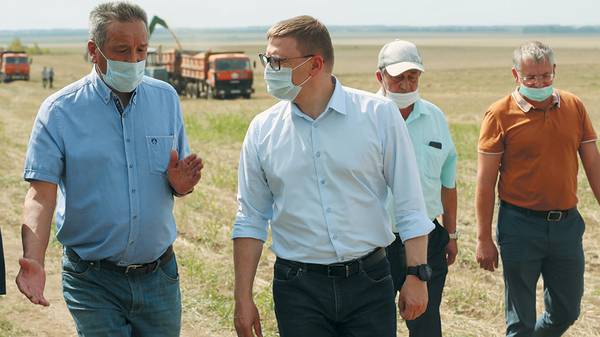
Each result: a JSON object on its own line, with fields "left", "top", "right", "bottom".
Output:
{"left": 293, "top": 57, "right": 314, "bottom": 87}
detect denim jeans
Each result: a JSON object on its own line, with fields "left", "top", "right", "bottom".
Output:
{"left": 386, "top": 219, "right": 449, "bottom": 337}
{"left": 62, "top": 247, "right": 182, "bottom": 337}
{"left": 498, "top": 203, "right": 585, "bottom": 337}
{"left": 273, "top": 253, "right": 396, "bottom": 337}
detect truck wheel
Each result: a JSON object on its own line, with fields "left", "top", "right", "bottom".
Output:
{"left": 24, "top": 75, "right": 30, "bottom": 81}
{"left": 243, "top": 94, "right": 251, "bottom": 99}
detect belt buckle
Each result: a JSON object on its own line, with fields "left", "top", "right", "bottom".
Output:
{"left": 125, "top": 264, "right": 144, "bottom": 274}
{"left": 326, "top": 264, "right": 350, "bottom": 278}
{"left": 547, "top": 211, "right": 562, "bottom": 222}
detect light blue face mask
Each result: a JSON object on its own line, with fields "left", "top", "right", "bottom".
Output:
{"left": 264, "top": 57, "right": 312, "bottom": 101}
{"left": 96, "top": 46, "right": 146, "bottom": 93}
{"left": 519, "top": 85, "right": 553, "bottom": 102}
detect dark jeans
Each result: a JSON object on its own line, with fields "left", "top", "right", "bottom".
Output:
{"left": 0, "top": 227, "right": 5, "bottom": 295}
{"left": 62, "top": 247, "right": 181, "bottom": 337}
{"left": 273, "top": 252, "right": 397, "bottom": 337}
{"left": 498, "top": 202, "right": 585, "bottom": 337}
{"left": 386, "top": 219, "right": 449, "bottom": 337}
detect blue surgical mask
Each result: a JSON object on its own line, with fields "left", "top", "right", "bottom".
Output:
{"left": 96, "top": 46, "right": 146, "bottom": 93}
{"left": 264, "top": 57, "right": 312, "bottom": 101}
{"left": 519, "top": 85, "right": 553, "bottom": 102}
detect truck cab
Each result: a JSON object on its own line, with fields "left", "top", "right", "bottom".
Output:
{"left": 207, "top": 53, "right": 254, "bottom": 99}
{"left": 0, "top": 51, "right": 31, "bottom": 82}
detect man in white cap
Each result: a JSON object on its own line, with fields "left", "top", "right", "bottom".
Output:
{"left": 375, "top": 40, "right": 458, "bottom": 337}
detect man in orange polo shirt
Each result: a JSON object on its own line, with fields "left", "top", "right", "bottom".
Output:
{"left": 476, "top": 41, "right": 600, "bottom": 337}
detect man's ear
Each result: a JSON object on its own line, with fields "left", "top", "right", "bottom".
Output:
{"left": 511, "top": 67, "right": 519, "bottom": 83}
{"left": 87, "top": 40, "right": 98, "bottom": 64}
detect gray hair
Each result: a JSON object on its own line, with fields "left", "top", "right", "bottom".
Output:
{"left": 512, "top": 41, "right": 555, "bottom": 71}
{"left": 89, "top": 2, "right": 148, "bottom": 49}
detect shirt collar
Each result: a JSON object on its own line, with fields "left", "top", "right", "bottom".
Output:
{"left": 90, "top": 66, "right": 139, "bottom": 106}
{"left": 511, "top": 86, "right": 560, "bottom": 113}
{"left": 290, "top": 76, "right": 346, "bottom": 120}
{"left": 405, "top": 99, "right": 428, "bottom": 124}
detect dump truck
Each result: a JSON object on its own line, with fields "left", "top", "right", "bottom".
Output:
{"left": 148, "top": 48, "right": 254, "bottom": 99}
{"left": 145, "top": 15, "right": 254, "bottom": 99}
{"left": 0, "top": 51, "right": 31, "bottom": 82}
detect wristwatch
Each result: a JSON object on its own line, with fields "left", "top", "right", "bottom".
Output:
{"left": 448, "top": 230, "right": 460, "bottom": 240}
{"left": 406, "top": 264, "right": 432, "bottom": 282}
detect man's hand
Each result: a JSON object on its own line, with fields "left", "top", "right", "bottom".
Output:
{"left": 398, "top": 275, "right": 428, "bottom": 320}
{"left": 476, "top": 238, "right": 499, "bottom": 272}
{"left": 167, "top": 150, "right": 203, "bottom": 195}
{"left": 16, "top": 257, "right": 49, "bottom": 306}
{"left": 234, "top": 298, "right": 263, "bottom": 337}
{"left": 446, "top": 239, "right": 458, "bottom": 266}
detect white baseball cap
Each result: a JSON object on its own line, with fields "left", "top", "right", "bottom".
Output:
{"left": 377, "top": 40, "right": 424, "bottom": 76}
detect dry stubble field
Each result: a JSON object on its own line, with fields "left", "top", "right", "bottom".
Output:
{"left": 1, "top": 34, "right": 600, "bottom": 337}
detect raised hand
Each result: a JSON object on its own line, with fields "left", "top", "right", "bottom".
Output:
{"left": 167, "top": 150, "right": 204, "bottom": 196}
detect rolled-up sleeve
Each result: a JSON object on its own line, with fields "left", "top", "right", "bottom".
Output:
{"left": 232, "top": 120, "right": 273, "bottom": 242}
{"left": 23, "top": 99, "right": 64, "bottom": 184}
{"left": 381, "top": 102, "right": 434, "bottom": 242}
{"left": 441, "top": 124, "right": 457, "bottom": 188}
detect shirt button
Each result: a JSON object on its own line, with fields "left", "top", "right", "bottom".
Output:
{"left": 320, "top": 179, "right": 325, "bottom": 185}
{"left": 129, "top": 241, "right": 134, "bottom": 245}
{"left": 133, "top": 215, "right": 138, "bottom": 220}
{"left": 132, "top": 189, "right": 136, "bottom": 193}
{"left": 313, "top": 124, "right": 318, "bottom": 128}
{"left": 128, "top": 164, "right": 133, "bottom": 169}
{"left": 326, "top": 207, "right": 332, "bottom": 213}
{"left": 126, "top": 138, "right": 131, "bottom": 143}
{"left": 315, "top": 151, "right": 321, "bottom": 158}
{"left": 332, "top": 234, "right": 337, "bottom": 239}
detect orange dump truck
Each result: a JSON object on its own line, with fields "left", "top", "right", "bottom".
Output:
{"left": 0, "top": 51, "right": 31, "bottom": 82}
{"left": 149, "top": 49, "right": 254, "bottom": 99}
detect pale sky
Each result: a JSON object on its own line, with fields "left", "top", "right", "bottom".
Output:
{"left": 1, "top": 0, "right": 599, "bottom": 30}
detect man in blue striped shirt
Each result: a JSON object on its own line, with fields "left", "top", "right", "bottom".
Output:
{"left": 233, "top": 16, "right": 433, "bottom": 337}
{"left": 376, "top": 40, "right": 458, "bottom": 337}
{"left": 16, "top": 3, "right": 202, "bottom": 336}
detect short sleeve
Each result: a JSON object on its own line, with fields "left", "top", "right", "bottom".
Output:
{"left": 578, "top": 101, "right": 597, "bottom": 143}
{"left": 23, "top": 99, "right": 65, "bottom": 184}
{"left": 478, "top": 109, "right": 504, "bottom": 154}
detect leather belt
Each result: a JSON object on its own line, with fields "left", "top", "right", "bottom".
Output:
{"left": 65, "top": 245, "right": 174, "bottom": 275}
{"left": 500, "top": 201, "right": 574, "bottom": 222}
{"left": 276, "top": 247, "right": 386, "bottom": 278}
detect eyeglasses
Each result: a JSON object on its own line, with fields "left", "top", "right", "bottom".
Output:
{"left": 258, "top": 53, "right": 314, "bottom": 71}
{"left": 519, "top": 72, "right": 555, "bottom": 85}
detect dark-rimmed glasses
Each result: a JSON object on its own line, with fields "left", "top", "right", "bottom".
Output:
{"left": 258, "top": 53, "right": 314, "bottom": 71}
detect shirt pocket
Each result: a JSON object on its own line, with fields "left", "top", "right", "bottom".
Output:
{"left": 146, "top": 135, "right": 174, "bottom": 175}
{"left": 423, "top": 143, "right": 446, "bottom": 180}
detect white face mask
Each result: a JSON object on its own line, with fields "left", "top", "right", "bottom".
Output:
{"left": 96, "top": 46, "right": 146, "bottom": 93}
{"left": 385, "top": 89, "right": 420, "bottom": 109}
{"left": 264, "top": 57, "right": 312, "bottom": 101}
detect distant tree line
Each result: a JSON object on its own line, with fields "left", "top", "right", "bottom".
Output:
{"left": 0, "top": 38, "right": 50, "bottom": 55}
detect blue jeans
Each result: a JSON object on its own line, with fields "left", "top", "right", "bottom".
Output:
{"left": 498, "top": 203, "right": 585, "bottom": 337}
{"left": 62, "top": 248, "right": 182, "bottom": 337}
{"left": 273, "top": 253, "right": 396, "bottom": 337}
{"left": 386, "top": 219, "right": 449, "bottom": 337}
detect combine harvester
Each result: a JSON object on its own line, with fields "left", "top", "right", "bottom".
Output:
{"left": 146, "top": 16, "right": 254, "bottom": 99}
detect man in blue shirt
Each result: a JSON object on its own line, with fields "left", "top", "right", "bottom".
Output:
{"left": 233, "top": 16, "right": 433, "bottom": 337}
{"left": 375, "top": 40, "right": 459, "bottom": 337}
{"left": 16, "top": 2, "right": 203, "bottom": 336}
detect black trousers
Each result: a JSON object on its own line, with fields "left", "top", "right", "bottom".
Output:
{"left": 273, "top": 253, "right": 397, "bottom": 337}
{"left": 0, "top": 227, "right": 6, "bottom": 295}
{"left": 386, "top": 219, "right": 449, "bottom": 337}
